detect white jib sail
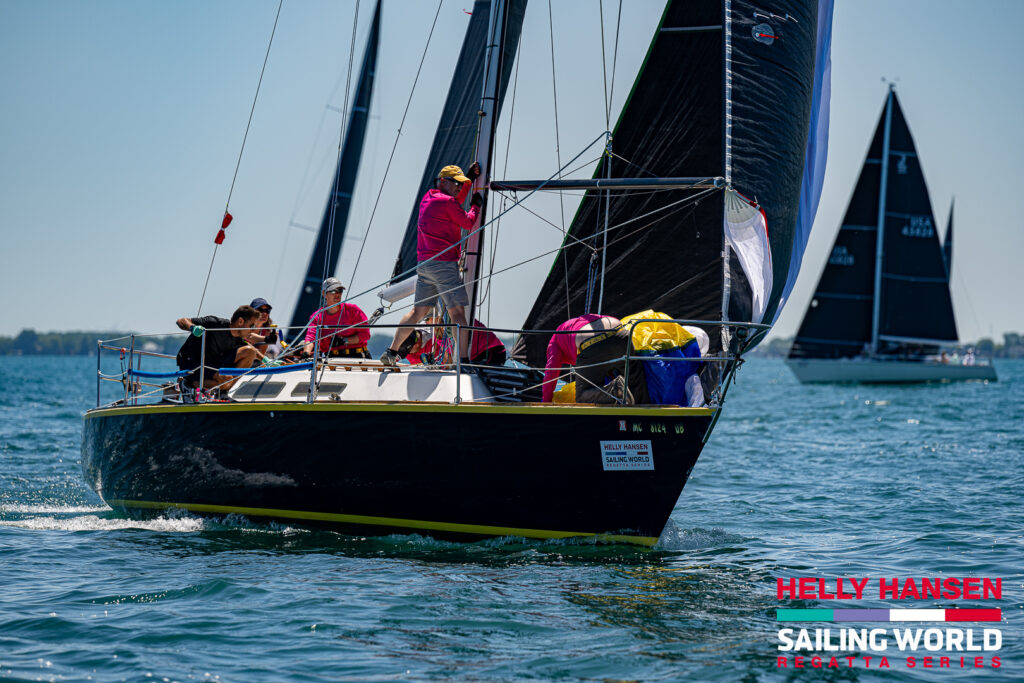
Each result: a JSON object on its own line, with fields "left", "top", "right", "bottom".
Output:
{"left": 724, "top": 188, "right": 773, "bottom": 324}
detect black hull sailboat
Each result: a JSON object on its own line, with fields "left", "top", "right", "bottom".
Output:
{"left": 786, "top": 88, "right": 996, "bottom": 384}
{"left": 83, "top": 0, "right": 832, "bottom": 544}
{"left": 83, "top": 401, "right": 712, "bottom": 545}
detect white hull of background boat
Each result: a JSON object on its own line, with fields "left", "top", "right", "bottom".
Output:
{"left": 785, "top": 358, "right": 997, "bottom": 384}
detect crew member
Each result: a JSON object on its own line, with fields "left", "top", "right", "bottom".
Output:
{"left": 542, "top": 314, "right": 621, "bottom": 402}
{"left": 303, "top": 278, "right": 371, "bottom": 358}
{"left": 574, "top": 324, "right": 650, "bottom": 405}
{"left": 381, "top": 162, "right": 483, "bottom": 366}
{"left": 175, "top": 305, "right": 260, "bottom": 391}
{"left": 248, "top": 297, "right": 283, "bottom": 357}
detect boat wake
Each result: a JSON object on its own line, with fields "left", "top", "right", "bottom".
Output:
{"left": 656, "top": 520, "right": 746, "bottom": 550}
{"left": 0, "top": 504, "right": 109, "bottom": 515}
{"left": 0, "top": 504, "right": 206, "bottom": 533}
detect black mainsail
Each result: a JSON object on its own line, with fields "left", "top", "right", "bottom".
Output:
{"left": 516, "top": 0, "right": 822, "bottom": 368}
{"left": 289, "top": 1, "right": 381, "bottom": 329}
{"left": 789, "top": 89, "right": 958, "bottom": 360}
{"left": 391, "top": 0, "right": 527, "bottom": 280}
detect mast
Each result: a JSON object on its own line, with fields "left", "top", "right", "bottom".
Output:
{"left": 465, "top": 0, "right": 509, "bottom": 328}
{"left": 720, "top": 0, "right": 733, "bottom": 345}
{"left": 390, "top": 0, "right": 526, "bottom": 281}
{"left": 870, "top": 85, "right": 894, "bottom": 354}
{"left": 288, "top": 1, "right": 381, "bottom": 329}
{"left": 943, "top": 198, "right": 954, "bottom": 283}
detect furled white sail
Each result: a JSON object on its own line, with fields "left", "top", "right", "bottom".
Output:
{"left": 725, "top": 189, "right": 772, "bottom": 324}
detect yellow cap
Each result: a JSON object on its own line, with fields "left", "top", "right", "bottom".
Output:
{"left": 438, "top": 165, "right": 469, "bottom": 183}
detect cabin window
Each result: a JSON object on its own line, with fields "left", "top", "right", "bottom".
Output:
{"left": 233, "top": 381, "right": 286, "bottom": 399}
{"left": 291, "top": 382, "right": 347, "bottom": 397}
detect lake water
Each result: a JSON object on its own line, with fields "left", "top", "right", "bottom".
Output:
{"left": 1, "top": 356, "right": 1020, "bottom": 681}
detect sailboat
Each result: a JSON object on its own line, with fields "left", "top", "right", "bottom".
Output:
{"left": 786, "top": 88, "right": 996, "bottom": 383}
{"left": 82, "top": 0, "right": 833, "bottom": 546}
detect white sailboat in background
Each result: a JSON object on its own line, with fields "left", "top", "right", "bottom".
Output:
{"left": 786, "top": 87, "right": 996, "bottom": 383}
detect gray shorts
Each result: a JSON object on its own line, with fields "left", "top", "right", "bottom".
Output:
{"left": 415, "top": 260, "right": 468, "bottom": 308}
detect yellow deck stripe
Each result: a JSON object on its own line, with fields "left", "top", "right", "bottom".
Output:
{"left": 86, "top": 402, "right": 714, "bottom": 419}
{"left": 109, "top": 499, "right": 659, "bottom": 547}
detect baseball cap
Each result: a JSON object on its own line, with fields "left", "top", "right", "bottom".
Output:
{"left": 321, "top": 277, "right": 345, "bottom": 294}
{"left": 438, "top": 165, "right": 469, "bottom": 183}
{"left": 250, "top": 297, "right": 272, "bottom": 311}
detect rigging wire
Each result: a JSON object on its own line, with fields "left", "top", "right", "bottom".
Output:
{"left": 356, "top": 182, "right": 723, "bottom": 327}
{"left": 953, "top": 260, "right": 985, "bottom": 343}
{"left": 490, "top": 192, "right": 598, "bottom": 253}
{"left": 345, "top": 0, "right": 444, "bottom": 295}
{"left": 321, "top": 0, "right": 361, "bottom": 288}
{"left": 196, "top": 0, "right": 284, "bottom": 316}
{"left": 341, "top": 131, "right": 609, "bottom": 306}
{"left": 609, "top": 0, "right": 622, "bottom": 121}
{"left": 609, "top": 150, "right": 659, "bottom": 178}
{"left": 546, "top": 0, "right": 571, "bottom": 319}
{"left": 481, "top": 30, "right": 525, "bottom": 324}
{"left": 599, "top": 0, "right": 610, "bottom": 131}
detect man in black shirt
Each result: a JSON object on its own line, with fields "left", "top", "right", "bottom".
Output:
{"left": 175, "top": 305, "right": 260, "bottom": 390}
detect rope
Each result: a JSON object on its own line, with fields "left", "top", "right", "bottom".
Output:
{"left": 584, "top": 252, "right": 598, "bottom": 312}
{"left": 197, "top": 0, "right": 284, "bottom": 316}
{"left": 346, "top": 0, "right": 444, "bottom": 293}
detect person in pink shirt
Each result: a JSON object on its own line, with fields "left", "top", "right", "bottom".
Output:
{"left": 381, "top": 162, "right": 483, "bottom": 366}
{"left": 303, "top": 278, "right": 371, "bottom": 358}
{"left": 399, "top": 317, "right": 505, "bottom": 367}
{"left": 542, "top": 314, "right": 621, "bottom": 402}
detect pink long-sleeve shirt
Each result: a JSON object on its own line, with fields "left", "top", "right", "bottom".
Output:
{"left": 542, "top": 314, "right": 620, "bottom": 402}
{"left": 416, "top": 183, "right": 479, "bottom": 262}
{"left": 304, "top": 303, "right": 371, "bottom": 353}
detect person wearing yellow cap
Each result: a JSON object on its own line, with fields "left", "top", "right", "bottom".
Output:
{"left": 382, "top": 161, "right": 483, "bottom": 366}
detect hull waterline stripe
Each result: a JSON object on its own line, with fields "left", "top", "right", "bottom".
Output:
{"left": 777, "top": 608, "right": 1002, "bottom": 622}
{"left": 86, "top": 402, "right": 714, "bottom": 419}
{"left": 108, "top": 499, "right": 660, "bottom": 547}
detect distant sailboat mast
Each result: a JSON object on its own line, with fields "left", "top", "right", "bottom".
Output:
{"left": 870, "top": 86, "right": 894, "bottom": 355}
{"left": 288, "top": 1, "right": 381, "bottom": 329}
{"left": 943, "top": 198, "right": 954, "bottom": 282}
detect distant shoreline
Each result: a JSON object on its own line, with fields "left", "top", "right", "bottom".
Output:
{"left": 2, "top": 329, "right": 1021, "bottom": 359}
{"left": 0, "top": 330, "right": 395, "bottom": 358}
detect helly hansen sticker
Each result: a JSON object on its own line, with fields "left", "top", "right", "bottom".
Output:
{"left": 601, "top": 440, "right": 654, "bottom": 471}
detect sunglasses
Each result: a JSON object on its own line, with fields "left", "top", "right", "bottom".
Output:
{"left": 258, "top": 308, "right": 271, "bottom": 314}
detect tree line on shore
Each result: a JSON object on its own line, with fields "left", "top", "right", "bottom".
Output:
{"left": 2, "top": 328, "right": 1024, "bottom": 359}
{"left": 0, "top": 329, "right": 396, "bottom": 357}
{"left": 0, "top": 330, "right": 180, "bottom": 356}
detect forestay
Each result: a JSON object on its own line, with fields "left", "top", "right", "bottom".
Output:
{"left": 515, "top": 0, "right": 826, "bottom": 369}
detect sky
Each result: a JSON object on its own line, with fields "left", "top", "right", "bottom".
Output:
{"left": 0, "top": 0, "right": 1021, "bottom": 344}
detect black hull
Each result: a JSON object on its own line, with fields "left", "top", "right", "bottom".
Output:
{"left": 82, "top": 403, "right": 715, "bottom": 545}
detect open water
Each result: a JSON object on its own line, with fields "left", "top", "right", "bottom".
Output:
{"left": 0, "top": 356, "right": 1020, "bottom": 682}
